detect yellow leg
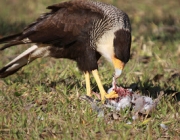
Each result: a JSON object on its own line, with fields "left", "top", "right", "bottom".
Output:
{"left": 84, "top": 72, "right": 91, "bottom": 97}
{"left": 92, "top": 69, "right": 119, "bottom": 101}
{"left": 92, "top": 69, "right": 107, "bottom": 101}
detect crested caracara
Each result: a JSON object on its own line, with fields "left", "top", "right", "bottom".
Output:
{"left": 0, "top": 0, "right": 131, "bottom": 101}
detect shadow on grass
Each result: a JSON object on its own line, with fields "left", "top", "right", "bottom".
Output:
{"left": 38, "top": 75, "right": 83, "bottom": 93}
{"left": 129, "top": 79, "right": 180, "bottom": 101}
{"left": 90, "top": 77, "right": 180, "bottom": 101}
{"left": 5, "top": 71, "right": 180, "bottom": 101}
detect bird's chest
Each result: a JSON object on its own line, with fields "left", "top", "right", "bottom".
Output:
{"left": 96, "top": 30, "right": 115, "bottom": 62}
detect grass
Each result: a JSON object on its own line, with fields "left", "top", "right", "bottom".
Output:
{"left": 0, "top": 0, "right": 180, "bottom": 139}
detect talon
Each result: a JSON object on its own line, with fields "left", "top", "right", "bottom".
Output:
{"left": 105, "top": 90, "right": 119, "bottom": 99}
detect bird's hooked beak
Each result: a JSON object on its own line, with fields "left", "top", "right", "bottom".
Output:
{"left": 112, "top": 56, "right": 125, "bottom": 78}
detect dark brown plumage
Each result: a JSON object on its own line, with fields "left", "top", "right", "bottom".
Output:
{"left": 0, "top": 0, "right": 131, "bottom": 101}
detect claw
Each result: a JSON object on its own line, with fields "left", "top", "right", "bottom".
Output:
{"left": 105, "top": 90, "right": 119, "bottom": 99}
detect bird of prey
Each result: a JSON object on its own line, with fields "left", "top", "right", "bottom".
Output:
{"left": 0, "top": 0, "right": 131, "bottom": 101}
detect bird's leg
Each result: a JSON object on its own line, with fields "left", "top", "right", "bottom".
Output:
{"left": 91, "top": 57, "right": 125, "bottom": 101}
{"left": 92, "top": 69, "right": 119, "bottom": 101}
{"left": 92, "top": 69, "right": 107, "bottom": 101}
{"left": 84, "top": 72, "right": 92, "bottom": 97}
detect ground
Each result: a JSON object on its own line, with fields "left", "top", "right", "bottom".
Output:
{"left": 0, "top": 0, "right": 180, "bottom": 139}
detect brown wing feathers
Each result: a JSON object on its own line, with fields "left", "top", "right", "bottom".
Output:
{"left": 0, "top": 0, "right": 103, "bottom": 51}
{"left": 0, "top": 0, "right": 107, "bottom": 77}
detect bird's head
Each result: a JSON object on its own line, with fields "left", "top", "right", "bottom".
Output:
{"left": 112, "top": 29, "right": 131, "bottom": 79}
